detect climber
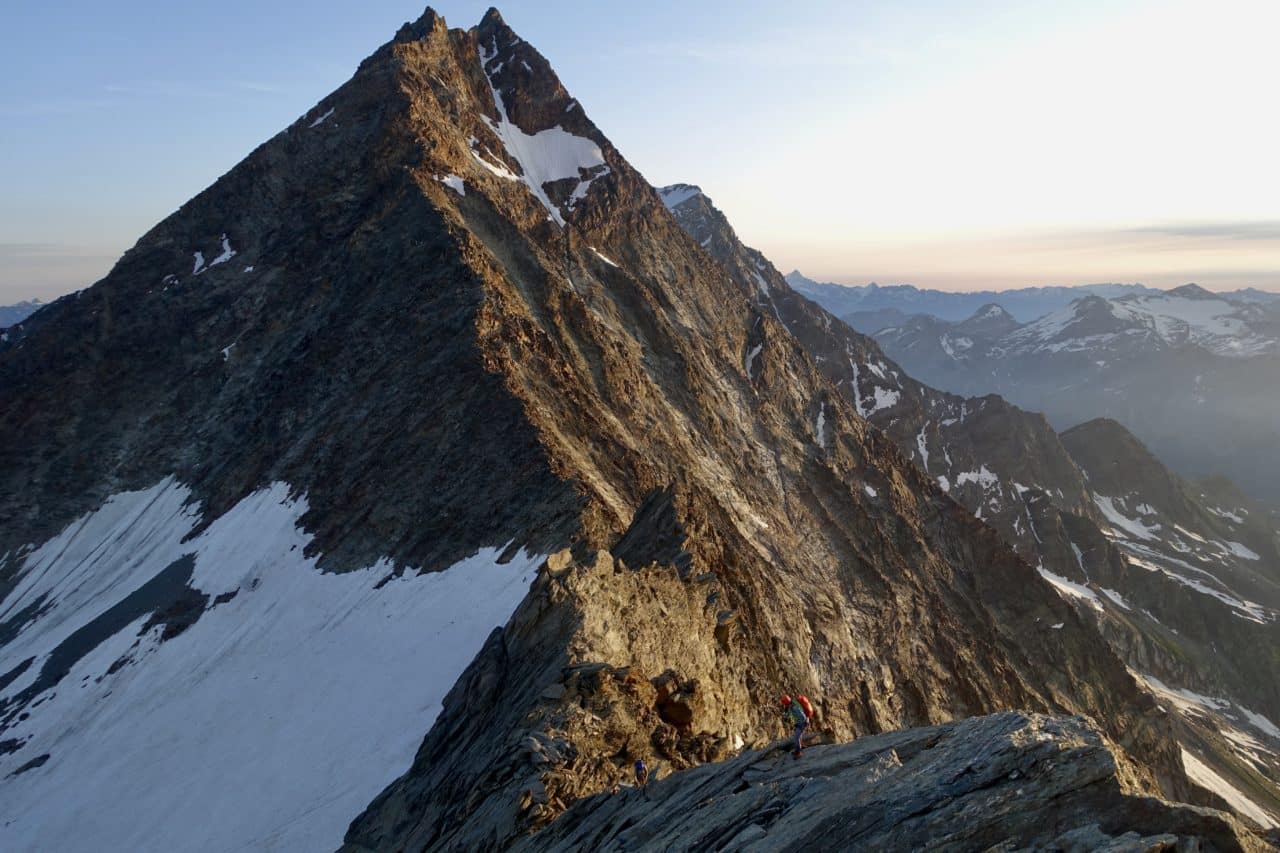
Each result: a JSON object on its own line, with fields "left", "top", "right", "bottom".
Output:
{"left": 781, "top": 694, "right": 812, "bottom": 758}
{"left": 634, "top": 757, "right": 648, "bottom": 792}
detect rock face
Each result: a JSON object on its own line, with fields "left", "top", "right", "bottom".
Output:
{"left": 0, "top": 5, "right": 1268, "bottom": 850}
{"left": 522, "top": 712, "right": 1269, "bottom": 853}
{"left": 660, "top": 184, "right": 1104, "bottom": 581}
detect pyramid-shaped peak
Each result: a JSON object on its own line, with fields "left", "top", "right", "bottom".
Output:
{"left": 1167, "top": 283, "right": 1216, "bottom": 300}
{"left": 958, "top": 302, "right": 1019, "bottom": 334}
{"left": 970, "top": 303, "right": 1011, "bottom": 320}
{"left": 1072, "top": 293, "right": 1113, "bottom": 311}
{"left": 477, "top": 6, "right": 520, "bottom": 46}
{"left": 657, "top": 183, "right": 705, "bottom": 210}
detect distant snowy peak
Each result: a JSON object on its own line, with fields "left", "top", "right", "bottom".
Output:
{"left": 657, "top": 183, "right": 703, "bottom": 210}
{"left": 1110, "top": 291, "right": 1276, "bottom": 357}
{"left": 975, "top": 304, "right": 1013, "bottom": 319}
{"left": 1007, "top": 291, "right": 1276, "bottom": 358}
{"left": 1005, "top": 295, "right": 1149, "bottom": 355}
{"left": 1166, "top": 283, "right": 1217, "bottom": 300}
{"left": 0, "top": 299, "right": 44, "bottom": 328}
{"left": 957, "top": 303, "right": 1020, "bottom": 337}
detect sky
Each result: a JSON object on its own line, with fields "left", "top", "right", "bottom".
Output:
{"left": 2, "top": 0, "right": 1278, "bottom": 301}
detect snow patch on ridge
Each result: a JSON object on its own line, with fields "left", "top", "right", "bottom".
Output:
{"left": 308, "top": 107, "right": 335, "bottom": 128}
{"left": 1208, "top": 506, "right": 1245, "bottom": 524}
{"left": 955, "top": 465, "right": 999, "bottom": 490}
{"left": 438, "top": 173, "right": 466, "bottom": 196}
{"left": 1037, "top": 566, "right": 1102, "bottom": 611}
{"left": 1181, "top": 749, "right": 1277, "bottom": 828}
{"left": 847, "top": 360, "right": 868, "bottom": 418}
{"left": 1222, "top": 540, "right": 1260, "bottom": 561}
{"left": 868, "top": 387, "right": 900, "bottom": 413}
{"left": 1100, "top": 588, "right": 1130, "bottom": 610}
{"left": 1241, "top": 708, "right": 1280, "bottom": 741}
{"left": 751, "top": 270, "right": 771, "bottom": 298}
{"left": 589, "top": 247, "right": 619, "bottom": 268}
{"left": 1118, "top": 541, "right": 1270, "bottom": 623}
{"left": 478, "top": 40, "right": 608, "bottom": 226}
{"left": 1093, "top": 495, "right": 1160, "bottom": 541}
{"left": 0, "top": 480, "right": 545, "bottom": 853}
{"left": 210, "top": 234, "right": 235, "bottom": 268}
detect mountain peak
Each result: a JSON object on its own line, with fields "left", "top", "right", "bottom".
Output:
{"left": 1062, "top": 416, "right": 1138, "bottom": 445}
{"left": 477, "top": 6, "right": 513, "bottom": 39}
{"left": 392, "top": 6, "right": 447, "bottom": 44}
{"left": 1167, "top": 283, "right": 1216, "bottom": 300}
{"left": 657, "top": 183, "right": 704, "bottom": 209}
{"left": 957, "top": 302, "right": 1019, "bottom": 335}
{"left": 966, "top": 303, "right": 1011, "bottom": 321}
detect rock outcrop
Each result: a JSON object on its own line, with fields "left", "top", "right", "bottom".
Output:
{"left": 522, "top": 712, "right": 1270, "bottom": 853}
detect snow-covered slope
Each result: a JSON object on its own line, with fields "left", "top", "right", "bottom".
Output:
{"left": 1002, "top": 286, "right": 1277, "bottom": 358}
{"left": 0, "top": 480, "right": 543, "bottom": 851}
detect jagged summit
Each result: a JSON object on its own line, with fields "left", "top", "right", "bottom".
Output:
{"left": 391, "top": 5, "right": 447, "bottom": 42}
{"left": 1169, "top": 282, "right": 1217, "bottom": 300}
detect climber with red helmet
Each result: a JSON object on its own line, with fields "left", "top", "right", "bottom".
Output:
{"left": 780, "top": 694, "right": 812, "bottom": 758}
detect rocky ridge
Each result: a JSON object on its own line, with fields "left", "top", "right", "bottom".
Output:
{"left": 524, "top": 712, "right": 1270, "bottom": 853}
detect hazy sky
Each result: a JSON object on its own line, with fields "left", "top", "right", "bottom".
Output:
{"left": 2, "top": 0, "right": 1278, "bottom": 301}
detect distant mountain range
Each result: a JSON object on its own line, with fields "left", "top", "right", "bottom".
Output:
{"left": 785, "top": 271, "right": 1280, "bottom": 328}
{"left": 845, "top": 283, "right": 1280, "bottom": 503}
{"left": 0, "top": 299, "right": 43, "bottom": 328}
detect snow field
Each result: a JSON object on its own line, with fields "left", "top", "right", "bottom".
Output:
{"left": 0, "top": 480, "right": 544, "bottom": 852}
